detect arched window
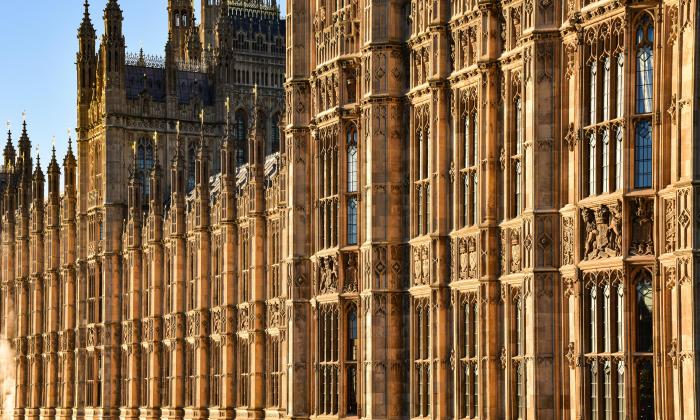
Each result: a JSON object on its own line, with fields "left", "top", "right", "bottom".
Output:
{"left": 234, "top": 109, "right": 248, "bottom": 167}
{"left": 635, "top": 271, "right": 653, "bottom": 353}
{"left": 602, "top": 57, "right": 611, "bottom": 121}
{"left": 346, "top": 306, "right": 358, "bottom": 415}
{"left": 634, "top": 120, "right": 652, "bottom": 189}
{"left": 590, "top": 60, "right": 598, "bottom": 124}
{"left": 346, "top": 125, "right": 358, "bottom": 245}
{"left": 136, "top": 139, "right": 154, "bottom": 199}
{"left": 616, "top": 54, "right": 625, "bottom": 117}
{"left": 515, "top": 97, "right": 523, "bottom": 155}
{"left": 512, "top": 96, "right": 523, "bottom": 217}
{"left": 187, "top": 144, "right": 196, "bottom": 192}
{"left": 268, "top": 113, "right": 280, "bottom": 155}
{"left": 601, "top": 128, "right": 609, "bottom": 193}
{"left": 637, "top": 359, "right": 654, "bottom": 420}
{"left": 346, "top": 126, "right": 358, "bottom": 192}
{"left": 588, "top": 133, "right": 597, "bottom": 196}
{"left": 514, "top": 161, "right": 522, "bottom": 216}
{"left": 175, "top": 13, "right": 180, "bottom": 27}
{"left": 635, "top": 16, "right": 654, "bottom": 114}
{"left": 615, "top": 126, "right": 623, "bottom": 190}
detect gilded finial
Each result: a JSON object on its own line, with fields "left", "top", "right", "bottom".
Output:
{"left": 22, "top": 111, "right": 26, "bottom": 123}
{"left": 176, "top": 120, "right": 180, "bottom": 137}
{"left": 199, "top": 109, "right": 205, "bottom": 126}
{"left": 225, "top": 97, "right": 230, "bottom": 116}
{"left": 52, "top": 135, "right": 56, "bottom": 148}
{"left": 153, "top": 131, "right": 159, "bottom": 150}
{"left": 6, "top": 121, "right": 10, "bottom": 131}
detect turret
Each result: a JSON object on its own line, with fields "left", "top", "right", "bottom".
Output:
{"left": 31, "top": 155, "right": 44, "bottom": 210}
{"left": 101, "top": 0, "right": 126, "bottom": 91}
{"left": 148, "top": 132, "right": 163, "bottom": 216}
{"left": 63, "top": 137, "right": 77, "bottom": 196}
{"left": 128, "top": 142, "right": 142, "bottom": 218}
{"left": 186, "top": 20, "right": 203, "bottom": 62}
{"left": 170, "top": 122, "right": 186, "bottom": 203}
{"left": 168, "top": 0, "right": 196, "bottom": 62}
{"left": 77, "top": 0, "right": 97, "bottom": 113}
{"left": 4, "top": 128, "right": 15, "bottom": 169}
{"left": 47, "top": 144, "right": 61, "bottom": 204}
{"left": 201, "top": 0, "right": 222, "bottom": 51}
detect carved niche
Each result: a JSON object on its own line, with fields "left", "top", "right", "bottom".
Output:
{"left": 458, "top": 236, "right": 478, "bottom": 280}
{"left": 581, "top": 201, "right": 622, "bottom": 260}
{"left": 343, "top": 252, "right": 358, "bottom": 293}
{"left": 664, "top": 197, "right": 677, "bottom": 253}
{"left": 318, "top": 254, "right": 339, "bottom": 295}
{"left": 510, "top": 230, "right": 522, "bottom": 272}
{"left": 561, "top": 216, "right": 575, "bottom": 266}
{"left": 412, "top": 244, "right": 430, "bottom": 286}
{"left": 630, "top": 197, "right": 654, "bottom": 256}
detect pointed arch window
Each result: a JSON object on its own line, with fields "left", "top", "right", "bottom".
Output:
{"left": 590, "top": 60, "right": 598, "bottom": 124}
{"left": 588, "top": 133, "right": 597, "bottom": 196}
{"left": 268, "top": 113, "right": 280, "bottom": 155}
{"left": 601, "top": 129, "right": 610, "bottom": 193}
{"left": 635, "top": 271, "right": 653, "bottom": 353}
{"left": 616, "top": 54, "right": 625, "bottom": 117}
{"left": 461, "top": 94, "right": 479, "bottom": 227}
{"left": 615, "top": 126, "right": 623, "bottom": 190}
{"left": 234, "top": 109, "right": 248, "bottom": 167}
{"left": 634, "top": 120, "right": 652, "bottom": 189}
{"left": 187, "top": 144, "right": 196, "bottom": 192}
{"left": 512, "top": 96, "right": 523, "bottom": 217}
{"left": 459, "top": 294, "right": 479, "bottom": 418}
{"left": 346, "top": 126, "right": 358, "bottom": 193}
{"left": 346, "top": 306, "right": 358, "bottom": 415}
{"left": 318, "top": 304, "right": 339, "bottom": 415}
{"left": 635, "top": 17, "right": 654, "bottom": 114}
{"left": 136, "top": 139, "right": 154, "bottom": 199}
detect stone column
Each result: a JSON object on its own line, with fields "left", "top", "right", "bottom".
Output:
{"left": 521, "top": 13, "right": 562, "bottom": 418}
{"left": 124, "top": 169, "right": 143, "bottom": 420}
{"left": 145, "top": 149, "right": 165, "bottom": 420}
{"left": 57, "top": 143, "right": 77, "bottom": 420}
{"left": 359, "top": 1, "right": 410, "bottom": 418}
{"left": 184, "top": 135, "right": 210, "bottom": 420}
{"left": 218, "top": 126, "right": 238, "bottom": 420}
{"left": 164, "top": 132, "right": 186, "bottom": 420}
{"left": 15, "top": 173, "right": 31, "bottom": 420}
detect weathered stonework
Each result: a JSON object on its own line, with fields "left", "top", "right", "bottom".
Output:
{"left": 0, "top": 0, "right": 699, "bottom": 419}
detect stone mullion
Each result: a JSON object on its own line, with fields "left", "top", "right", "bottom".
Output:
{"left": 45, "top": 204, "right": 61, "bottom": 418}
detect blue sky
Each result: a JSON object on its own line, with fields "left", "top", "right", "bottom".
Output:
{"left": 0, "top": 0, "right": 285, "bottom": 173}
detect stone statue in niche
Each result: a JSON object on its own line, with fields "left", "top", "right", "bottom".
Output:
{"left": 344, "top": 252, "right": 358, "bottom": 292}
{"left": 630, "top": 197, "right": 654, "bottom": 255}
{"left": 318, "top": 255, "right": 338, "bottom": 294}
{"left": 581, "top": 201, "right": 622, "bottom": 260}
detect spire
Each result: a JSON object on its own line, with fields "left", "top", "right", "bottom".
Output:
{"left": 79, "top": 0, "right": 96, "bottom": 38}
{"left": 33, "top": 151, "right": 44, "bottom": 181}
{"left": 64, "top": 134, "right": 77, "bottom": 168}
{"left": 103, "top": 0, "right": 124, "bottom": 41}
{"left": 4, "top": 123, "right": 15, "bottom": 169}
{"left": 48, "top": 139, "right": 60, "bottom": 175}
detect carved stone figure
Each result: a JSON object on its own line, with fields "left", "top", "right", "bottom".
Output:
{"left": 630, "top": 197, "right": 654, "bottom": 255}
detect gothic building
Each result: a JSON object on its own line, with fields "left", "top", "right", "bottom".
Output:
{"left": 0, "top": 0, "right": 699, "bottom": 419}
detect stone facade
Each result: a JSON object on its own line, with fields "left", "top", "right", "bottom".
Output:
{"left": 0, "top": 0, "right": 699, "bottom": 419}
